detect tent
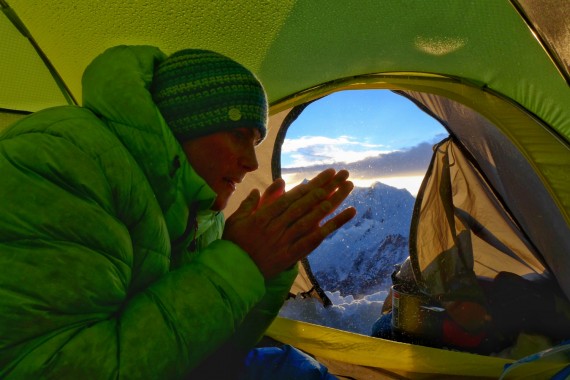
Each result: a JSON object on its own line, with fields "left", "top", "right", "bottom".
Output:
{"left": 1, "top": 0, "right": 569, "bottom": 378}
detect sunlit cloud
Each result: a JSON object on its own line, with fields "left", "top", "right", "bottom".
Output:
{"left": 282, "top": 135, "right": 383, "bottom": 152}
{"left": 280, "top": 137, "right": 445, "bottom": 197}
{"left": 282, "top": 172, "right": 424, "bottom": 197}
{"left": 283, "top": 135, "right": 391, "bottom": 167}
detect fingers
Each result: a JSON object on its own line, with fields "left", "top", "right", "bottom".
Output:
{"left": 255, "top": 168, "right": 338, "bottom": 226}
{"left": 232, "top": 188, "right": 260, "bottom": 218}
{"left": 283, "top": 170, "right": 350, "bottom": 222}
{"left": 259, "top": 178, "right": 286, "bottom": 208}
{"left": 279, "top": 168, "right": 337, "bottom": 205}
{"left": 223, "top": 189, "right": 261, "bottom": 241}
{"left": 321, "top": 206, "right": 357, "bottom": 237}
{"left": 289, "top": 206, "right": 357, "bottom": 260}
{"left": 283, "top": 180, "right": 354, "bottom": 240}
{"left": 321, "top": 169, "right": 350, "bottom": 196}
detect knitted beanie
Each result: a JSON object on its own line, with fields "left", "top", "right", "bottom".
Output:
{"left": 151, "top": 49, "right": 267, "bottom": 142}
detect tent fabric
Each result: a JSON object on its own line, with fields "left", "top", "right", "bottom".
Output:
{"left": 406, "top": 136, "right": 570, "bottom": 354}
{"left": 1, "top": 1, "right": 569, "bottom": 133}
{"left": 399, "top": 88, "right": 570, "bottom": 249}
{"left": 265, "top": 317, "right": 570, "bottom": 379}
{"left": 0, "top": 5, "right": 68, "bottom": 111}
{"left": 398, "top": 88, "right": 570, "bottom": 300}
{"left": 515, "top": 0, "right": 570, "bottom": 83}
{"left": 410, "top": 137, "right": 547, "bottom": 297}
{"left": 0, "top": 111, "right": 27, "bottom": 131}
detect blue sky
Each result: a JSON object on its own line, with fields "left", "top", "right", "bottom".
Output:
{"left": 281, "top": 89, "right": 448, "bottom": 195}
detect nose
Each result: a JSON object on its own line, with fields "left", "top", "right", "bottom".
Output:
{"left": 240, "top": 145, "right": 259, "bottom": 172}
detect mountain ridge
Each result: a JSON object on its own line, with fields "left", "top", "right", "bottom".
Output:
{"left": 308, "top": 181, "right": 415, "bottom": 297}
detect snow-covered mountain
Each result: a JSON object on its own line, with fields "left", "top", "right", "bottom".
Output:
{"left": 307, "top": 181, "right": 416, "bottom": 297}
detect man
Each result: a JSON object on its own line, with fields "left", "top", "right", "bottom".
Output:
{"left": 0, "top": 45, "right": 355, "bottom": 378}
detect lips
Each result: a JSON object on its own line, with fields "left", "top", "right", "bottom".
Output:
{"left": 224, "top": 177, "right": 241, "bottom": 191}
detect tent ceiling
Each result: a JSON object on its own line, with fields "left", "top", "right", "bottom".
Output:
{"left": 1, "top": 1, "right": 569, "bottom": 142}
{"left": 517, "top": 0, "right": 570, "bottom": 83}
{"left": 0, "top": 4, "right": 68, "bottom": 112}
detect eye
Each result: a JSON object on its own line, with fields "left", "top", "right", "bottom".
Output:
{"left": 232, "top": 128, "right": 257, "bottom": 142}
{"left": 229, "top": 128, "right": 260, "bottom": 147}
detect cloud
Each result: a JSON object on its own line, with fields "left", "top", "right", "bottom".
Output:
{"left": 282, "top": 172, "right": 425, "bottom": 196}
{"left": 282, "top": 135, "right": 391, "bottom": 167}
{"left": 281, "top": 134, "right": 448, "bottom": 195}
{"left": 283, "top": 139, "right": 436, "bottom": 175}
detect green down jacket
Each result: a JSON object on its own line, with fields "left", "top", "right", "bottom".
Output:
{"left": 0, "top": 45, "right": 297, "bottom": 379}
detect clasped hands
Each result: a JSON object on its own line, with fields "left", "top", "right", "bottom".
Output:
{"left": 223, "top": 168, "right": 356, "bottom": 279}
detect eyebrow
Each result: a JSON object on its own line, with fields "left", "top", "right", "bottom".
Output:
{"left": 245, "top": 128, "right": 262, "bottom": 145}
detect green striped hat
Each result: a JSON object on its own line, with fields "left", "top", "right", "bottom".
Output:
{"left": 151, "top": 49, "right": 267, "bottom": 142}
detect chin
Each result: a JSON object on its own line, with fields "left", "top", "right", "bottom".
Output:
{"left": 211, "top": 197, "right": 229, "bottom": 212}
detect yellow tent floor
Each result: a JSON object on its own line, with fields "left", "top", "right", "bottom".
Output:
{"left": 266, "top": 317, "right": 569, "bottom": 379}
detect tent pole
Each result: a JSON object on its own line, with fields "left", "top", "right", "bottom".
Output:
{"left": 1, "top": 0, "right": 77, "bottom": 106}
{"left": 508, "top": 0, "right": 570, "bottom": 86}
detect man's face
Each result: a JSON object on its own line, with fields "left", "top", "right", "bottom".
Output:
{"left": 182, "top": 127, "right": 261, "bottom": 211}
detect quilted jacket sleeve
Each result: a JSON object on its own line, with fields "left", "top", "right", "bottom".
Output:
{"left": 189, "top": 262, "right": 298, "bottom": 378}
{"left": 232, "top": 266, "right": 298, "bottom": 349}
{"left": 0, "top": 110, "right": 266, "bottom": 379}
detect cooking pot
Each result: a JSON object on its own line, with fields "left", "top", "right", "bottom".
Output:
{"left": 391, "top": 284, "right": 445, "bottom": 344}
